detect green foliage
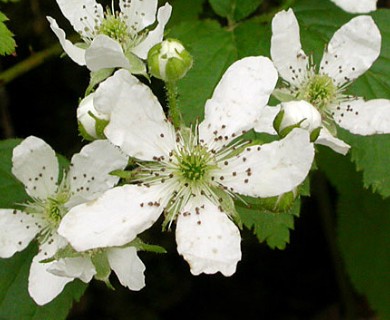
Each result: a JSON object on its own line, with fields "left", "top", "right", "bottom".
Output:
{"left": 0, "top": 11, "right": 16, "bottom": 56}
{"left": 318, "top": 147, "right": 390, "bottom": 319}
{"left": 238, "top": 198, "right": 301, "bottom": 250}
{"left": 0, "top": 139, "right": 86, "bottom": 319}
{"left": 209, "top": 0, "right": 262, "bottom": 22}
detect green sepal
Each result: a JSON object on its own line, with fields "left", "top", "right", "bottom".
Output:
{"left": 310, "top": 126, "right": 322, "bottom": 142}
{"left": 272, "top": 88, "right": 295, "bottom": 103}
{"left": 125, "top": 52, "right": 148, "bottom": 78}
{"left": 110, "top": 169, "right": 137, "bottom": 180}
{"left": 240, "top": 191, "right": 297, "bottom": 214}
{"left": 272, "top": 109, "right": 284, "bottom": 134}
{"left": 91, "top": 251, "right": 114, "bottom": 290}
{"left": 126, "top": 238, "right": 167, "bottom": 254}
{"left": 90, "top": 112, "right": 109, "bottom": 139}
{"left": 85, "top": 68, "right": 114, "bottom": 95}
{"left": 278, "top": 120, "right": 305, "bottom": 139}
{"left": 41, "top": 244, "right": 82, "bottom": 263}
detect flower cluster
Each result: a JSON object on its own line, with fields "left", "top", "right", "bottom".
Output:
{"left": 0, "top": 0, "right": 388, "bottom": 307}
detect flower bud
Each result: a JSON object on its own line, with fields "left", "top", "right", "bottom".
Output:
{"left": 147, "top": 38, "right": 193, "bottom": 82}
{"left": 77, "top": 94, "right": 109, "bottom": 140}
{"left": 274, "top": 100, "right": 322, "bottom": 140}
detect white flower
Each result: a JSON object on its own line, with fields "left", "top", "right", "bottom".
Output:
{"left": 330, "top": 0, "right": 377, "bottom": 13}
{"left": 0, "top": 137, "right": 133, "bottom": 305}
{"left": 269, "top": 9, "right": 390, "bottom": 155}
{"left": 47, "top": 0, "right": 172, "bottom": 72}
{"left": 58, "top": 58, "right": 315, "bottom": 276}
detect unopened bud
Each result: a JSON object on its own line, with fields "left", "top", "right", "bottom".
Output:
{"left": 147, "top": 38, "right": 193, "bottom": 82}
{"left": 77, "top": 94, "right": 109, "bottom": 140}
{"left": 274, "top": 100, "right": 322, "bottom": 141}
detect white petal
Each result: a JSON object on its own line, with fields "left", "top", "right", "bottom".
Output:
{"left": 215, "top": 128, "right": 314, "bottom": 198}
{"left": 330, "top": 0, "right": 377, "bottom": 13}
{"left": 176, "top": 196, "right": 241, "bottom": 276}
{"left": 320, "top": 15, "right": 381, "bottom": 86}
{"left": 107, "top": 247, "right": 146, "bottom": 291}
{"left": 77, "top": 93, "right": 110, "bottom": 139}
{"left": 47, "top": 17, "right": 86, "bottom": 66}
{"left": 28, "top": 235, "right": 72, "bottom": 305}
{"left": 12, "top": 136, "right": 58, "bottom": 199}
{"left": 332, "top": 98, "right": 390, "bottom": 136}
{"left": 131, "top": 3, "right": 172, "bottom": 59}
{"left": 270, "top": 9, "right": 309, "bottom": 87}
{"left": 254, "top": 105, "right": 280, "bottom": 135}
{"left": 67, "top": 140, "right": 128, "bottom": 208}
{"left": 55, "top": 0, "right": 103, "bottom": 37}
{"left": 199, "top": 56, "right": 278, "bottom": 149}
{"left": 59, "top": 185, "right": 166, "bottom": 251}
{"left": 316, "top": 127, "right": 350, "bottom": 155}
{"left": 0, "top": 209, "right": 40, "bottom": 258}
{"left": 120, "top": 0, "right": 158, "bottom": 33}
{"left": 48, "top": 256, "right": 96, "bottom": 283}
{"left": 94, "top": 69, "right": 176, "bottom": 161}
{"left": 85, "top": 35, "right": 131, "bottom": 71}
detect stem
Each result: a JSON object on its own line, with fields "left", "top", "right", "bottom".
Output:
{"left": 0, "top": 43, "right": 63, "bottom": 86}
{"left": 313, "top": 172, "right": 357, "bottom": 319}
{"left": 166, "top": 81, "right": 181, "bottom": 129}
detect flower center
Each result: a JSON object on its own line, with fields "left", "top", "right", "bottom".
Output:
{"left": 177, "top": 146, "right": 212, "bottom": 182}
{"left": 98, "top": 13, "right": 129, "bottom": 44}
{"left": 299, "top": 74, "right": 337, "bottom": 111}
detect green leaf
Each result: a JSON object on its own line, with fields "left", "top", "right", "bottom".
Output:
{"left": 167, "top": 0, "right": 206, "bottom": 26}
{"left": 238, "top": 198, "right": 301, "bottom": 250}
{"left": 0, "top": 139, "right": 27, "bottom": 208}
{"left": 209, "top": 0, "right": 262, "bottom": 21}
{"left": 0, "top": 11, "right": 16, "bottom": 56}
{"left": 318, "top": 147, "right": 390, "bottom": 319}
{"left": 0, "top": 244, "right": 86, "bottom": 320}
{"left": 293, "top": 1, "right": 390, "bottom": 197}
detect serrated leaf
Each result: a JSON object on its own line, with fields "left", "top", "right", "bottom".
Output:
{"left": 167, "top": 0, "right": 205, "bottom": 26}
{"left": 292, "top": 1, "right": 390, "bottom": 197}
{"left": 238, "top": 199, "right": 300, "bottom": 250}
{"left": 0, "top": 11, "right": 16, "bottom": 56}
{"left": 317, "top": 146, "right": 390, "bottom": 319}
{"left": 209, "top": 0, "right": 262, "bottom": 21}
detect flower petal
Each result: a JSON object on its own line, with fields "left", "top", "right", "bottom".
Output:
{"left": 12, "top": 136, "right": 58, "bottom": 199}
{"left": 199, "top": 56, "right": 278, "bottom": 150}
{"left": 120, "top": 0, "right": 158, "bottom": 33}
{"left": 332, "top": 98, "right": 390, "bottom": 136}
{"left": 320, "top": 15, "right": 381, "bottom": 86}
{"left": 131, "top": 3, "right": 172, "bottom": 59}
{"left": 47, "top": 17, "right": 86, "bottom": 66}
{"left": 176, "top": 196, "right": 241, "bottom": 277}
{"left": 59, "top": 185, "right": 166, "bottom": 251}
{"left": 215, "top": 128, "right": 314, "bottom": 197}
{"left": 48, "top": 256, "right": 96, "bottom": 283}
{"left": 94, "top": 69, "right": 176, "bottom": 161}
{"left": 107, "top": 247, "right": 146, "bottom": 291}
{"left": 0, "top": 209, "right": 41, "bottom": 258}
{"left": 28, "top": 235, "right": 72, "bottom": 305}
{"left": 316, "top": 127, "right": 350, "bottom": 155}
{"left": 85, "top": 35, "right": 131, "bottom": 71}
{"left": 67, "top": 140, "right": 128, "bottom": 208}
{"left": 270, "top": 9, "right": 309, "bottom": 87}
{"left": 330, "top": 0, "right": 377, "bottom": 13}
{"left": 55, "top": 0, "right": 103, "bottom": 38}
{"left": 254, "top": 105, "right": 280, "bottom": 135}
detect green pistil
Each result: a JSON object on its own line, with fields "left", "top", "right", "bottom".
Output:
{"left": 98, "top": 14, "right": 128, "bottom": 44}
{"left": 177, "top": 144, "right": 215, "bottom": 183}
{"left": 45, "top": 195, "right": 68, "bottom": 226}
{"left": 299, "top": 74, "right": 337, "bottom": 111}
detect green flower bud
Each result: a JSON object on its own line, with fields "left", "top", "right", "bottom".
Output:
{"left": 147, "top": 38, "right": 193, "bottom": 82}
